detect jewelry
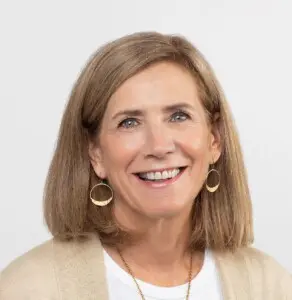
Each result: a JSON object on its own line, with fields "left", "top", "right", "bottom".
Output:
{"left": 116, "top": 248, "right": 193, "bottom": 300}
{"left": 205, "top": 167, "right": 220, "bottom": 193}
{"left": 90, "top": 181, "right": 113, "bottom": 206}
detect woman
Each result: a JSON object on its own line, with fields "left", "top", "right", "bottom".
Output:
{"left": 0, "top": 31, "right": 291, "bottom": 300}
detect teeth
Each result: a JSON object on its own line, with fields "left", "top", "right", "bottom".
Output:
{"left": 148, "top": 172, "right": 155, "bottom": 180}
{"left": 162, "top": 171, "right": 168, "bottom": 179}
{"left": 139, "top": 168, "right": 181, "bottom": 181}
{"left": 155, "top": 172, "right": 162, "bottom": 180}
{"left": 172, "top": 169, "right": 178, "bottom": 177}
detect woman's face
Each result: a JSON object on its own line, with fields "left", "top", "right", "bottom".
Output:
{"left": 90, "top": 62, "right": 221, "bottom": 220}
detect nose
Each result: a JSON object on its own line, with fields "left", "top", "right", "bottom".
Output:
{"left": 143, "top": 125, "right": 175, "bottom": 159}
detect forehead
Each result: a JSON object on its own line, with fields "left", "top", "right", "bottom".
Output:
{"left": 105, "top": 62, "right": 202, "bottom": 116}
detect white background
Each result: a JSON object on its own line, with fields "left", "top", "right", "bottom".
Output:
{"left": 0, "top": 0, "right": 291, "bottom": 272}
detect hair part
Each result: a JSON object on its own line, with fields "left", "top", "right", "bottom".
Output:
{"left": 43, "top": 31, "right": 253, "bottom": 251}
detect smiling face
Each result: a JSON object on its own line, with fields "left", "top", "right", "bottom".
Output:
{"left": 89, "top": 62, "right": 221, "bottom": 221}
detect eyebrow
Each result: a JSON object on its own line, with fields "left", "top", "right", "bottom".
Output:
{"left": 112, "top": 102, "right": 195, "bottom": 120}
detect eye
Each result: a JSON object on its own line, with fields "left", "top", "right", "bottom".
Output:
{"left": 170, "top": 110, "right": 190, "bottom": 122}
{"left": 118, "top": 118, "right": 139, "bottom": 129}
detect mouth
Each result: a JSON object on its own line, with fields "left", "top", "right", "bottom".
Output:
{"left": 134, "top": 167, "right": 187, "bottom": 183}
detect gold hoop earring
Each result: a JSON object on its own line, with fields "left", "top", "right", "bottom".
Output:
{"left": 206, "top": 168, "right": 220, "bottom": 193}
{"left": 90, "top": 182, "right": 113, "bottom": 206}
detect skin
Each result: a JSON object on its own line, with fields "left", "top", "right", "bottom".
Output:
{"left": 89, "top": 61, "right": 221, "bottom": 286}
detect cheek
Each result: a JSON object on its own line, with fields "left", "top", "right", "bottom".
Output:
{"left": 102, "top": 132, "right": 145, "bottom": 170}
{"left": 177, "top": 124, "right": 210, "bottom": 155}
{"left": 178, "top": 126, "right": 210, "bottom": 188}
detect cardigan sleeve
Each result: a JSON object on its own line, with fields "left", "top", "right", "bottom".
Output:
{"left": 214, "top": 246, "right": 292, "bottom": 299}
{"left": 0, "top": 235, "right": 109, "bottom": 300}
{"left": 238, "top": 247, "right": 292, "bottom": 299}
{"left": 278, "top": 265, "right": 292, "bottom": 299}
{"left": 0, "top": 240, "right": 59, "bottom": 299}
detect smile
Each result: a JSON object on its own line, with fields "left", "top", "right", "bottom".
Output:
{"left": 135, "top": 167, "right": 187, "bottom": 182}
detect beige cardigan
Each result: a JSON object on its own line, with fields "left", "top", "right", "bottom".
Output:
{"left": 0, "top": 234, "right": 291, "bottom": 299}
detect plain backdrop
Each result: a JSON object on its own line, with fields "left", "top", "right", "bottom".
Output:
{"left": 0, "top": 0, "right": 291, "bottom": 272}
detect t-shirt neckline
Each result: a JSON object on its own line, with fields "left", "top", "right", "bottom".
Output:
{"left": 103, "top": 248, "right": 213, "bottom": 299}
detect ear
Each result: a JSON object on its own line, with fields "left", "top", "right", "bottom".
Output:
{"left": 208, "top": 112, "right": 222, "bottom": 164}
{"left": 88, "top": 142, "right": 107, "bottom": 179}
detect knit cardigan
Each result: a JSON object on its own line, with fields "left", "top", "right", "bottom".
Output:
{"left": 0, "top": 234, "right": 291, "bottom": 299}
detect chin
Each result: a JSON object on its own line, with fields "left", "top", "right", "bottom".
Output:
{"left": 139, "top": 201, "right": 192, "bottom": 220}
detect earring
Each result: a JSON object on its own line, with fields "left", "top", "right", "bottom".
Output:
{"left": 206, "top": 165, "right": 220, "bottom": 193}
{"left": 90, "top": 181, "right": 114, "bottom": 206}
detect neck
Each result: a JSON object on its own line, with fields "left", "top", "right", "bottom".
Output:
{"left": 112, "top": 201, "right": 194, "bottom": 271}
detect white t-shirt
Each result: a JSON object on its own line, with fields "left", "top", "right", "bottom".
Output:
{"left": 103, "top": 248, "right": 223, "bottom": 300}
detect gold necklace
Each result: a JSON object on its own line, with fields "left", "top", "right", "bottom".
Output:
{"left": 116, "top": 248, "right": 193, "bottom": 300}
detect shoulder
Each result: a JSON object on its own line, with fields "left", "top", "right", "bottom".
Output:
{"left": 0, "top": 238, "right": 58, "bottom": 298}
{"left": 213, "top": 246, "right": 292, "bottom": 297}
{"left": 229, "top": 247, "right": 290, "bottom": 274}
{"left": 0, "top": 234, "right": 103, "bottom": 299}
{"left": 0, "top": 234, "right": 104, "bottom": 299}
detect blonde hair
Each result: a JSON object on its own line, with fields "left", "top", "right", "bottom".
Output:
{"left": 43, "top": 31, "right": 253, "bottom": 251}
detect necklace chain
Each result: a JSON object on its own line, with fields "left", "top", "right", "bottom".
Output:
{"left": 116, "top": 248, "right": 193, "bottom": 300}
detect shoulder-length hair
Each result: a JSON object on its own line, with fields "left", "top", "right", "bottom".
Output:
{"left": 43, "top": 31, "right": 253, "bottom": 251}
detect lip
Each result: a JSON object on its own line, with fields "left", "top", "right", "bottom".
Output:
{"left": 133, "top": 166, "right": 187, "bottom": 174}
{"left": 133, "top": 166, "right": 187, "bottom": 188}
